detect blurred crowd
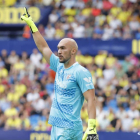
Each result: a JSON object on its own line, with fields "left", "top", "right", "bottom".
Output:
{"left": 1, "top": 0, "right": 140, "bottom": 40}
{"left": 0, "top": 0, "right": 140, "bottom": 132}
{"left": 42, "top": 0, "right": 140, "bottom": 40}
{"left": 80, "top": 51, "right": 140, "bottom": 132}
{"left": 0, "top": 49, "right": 140, "bottom": 132}
{"left": 24, "top": 0, "right": 140, "bottom": 40}
{"left": 0, "top": 49, "right": 54, "bottom": 131}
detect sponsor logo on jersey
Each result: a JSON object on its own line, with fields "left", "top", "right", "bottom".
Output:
{"left": 83, "top": 77, "right": 91, "bottom": 83}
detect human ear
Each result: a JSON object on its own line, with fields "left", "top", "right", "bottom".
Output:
{"left": 71, "top": 49, "right": 76, "bottom": 55}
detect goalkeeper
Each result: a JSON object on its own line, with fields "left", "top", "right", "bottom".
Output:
{"left": 21, "top": 8, "right": 99, "bottom": 140}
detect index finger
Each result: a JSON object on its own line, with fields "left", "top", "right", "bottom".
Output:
{"left": 24, "top": 7, "right": 30, "bottom": 18}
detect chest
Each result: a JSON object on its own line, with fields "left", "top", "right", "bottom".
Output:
{"left": 55, "top": 66, "right": 77, "bottom": 89}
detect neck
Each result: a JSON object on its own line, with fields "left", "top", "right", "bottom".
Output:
{"left": 64, "top": 58, "right": 76, "bottom": 69}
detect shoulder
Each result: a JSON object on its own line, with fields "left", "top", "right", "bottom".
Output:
{"left": 75, "top": 64, "right": 90, "bottom": 73}
{"left": 75, "top": 64, "right": 91, "bottom": 79}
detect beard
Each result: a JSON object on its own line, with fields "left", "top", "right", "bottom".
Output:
{"left": 59, "top": 58, "right": 69, "bottom": 63}
{"left": 59, "top": 53, "right": 71, "bottom": 63}
{"left": 59, "top": 59, "right": 67, "bottom": 63}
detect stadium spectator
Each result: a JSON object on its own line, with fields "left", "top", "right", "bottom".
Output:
{"left": 122, "top": 56, "right": 132, "bottom": 72}
{"left": 116, "top": 89, "right": 129, "bottom": 109}
{"left": 122, "top": 24, "right": 133, "bottom": 39}
{"left": 129, "top": 15, "right": 140, "bottom": 32}
{"left": 20, "top": 111, "right": 31, "bottom": 130}
{"left": 13, "top": 58, "right": 25, "bottom": 71}
{"left": 93, "top": 26, "right": 103, "bottom": 39}
{"left": 130, "top": 115, "right": 140, "bottom": 132}
{"left": 135, "top": 27, "right": 140, "bottom": 39}
{"left": 21, "top": 73, "right": 31, "bottom": 88}
{"left": 45, "top": 24, "right": 55, "bottom": 39}
{"left": 0, "top": 65, "right": 8, "bottom": 78}
{"left": 127, "top": 103, "right": 139, "bottom": 119}
{"left": 22, "top": 25, "right": 31, "bottom": 39}
{"left": 0, "top": 0, "right": 16, "bottom": 6}
{"left": 116, "top": 105, "right": 127, "bottom": 121}
{"left": 30, "top": 48, "right": 42, "bottom": 67}
{"left": 103, "top": 65, "right": 115, "bottom": 81}
{"left": 26, "top": 88, "right": 40, "bottom": 102}
{"left": 102, "top": 24, "right": 114, "bottom": 40}
{"left": 42, "top": 0, "right": 53, "bottom": 6}
{"left": 121, "top": 114, "right": 132, "bottom": 131}
{"left": 21, "top": 51, "right": 28, "bottom": 63}
{"left": 38, "top": 24, "right": 45, "bottom": 37}
{"left": 4, "top": 104, "right": 18, "bottom": 117}
{"left": 1, "top": 49, "right": 8, "bottom": 62}
{"left": 0, "top": 57, "right": 4, "bottom": 68}
{"left": 54, "top": 22, "right": 65, "bottom": 39}
{"left": 49, "top": 10, "right": 59, "bottom": 26}
{"left": 109, "top": 16, "right": 122, "bottom": 30}
{"left": 8, "top": 51, "right": 19, "bottom": 65}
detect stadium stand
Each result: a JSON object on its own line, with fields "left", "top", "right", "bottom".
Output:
{"left": 0, "top": 48, "right": 140, "bottom": 132}
{"left": 0, "top": 0, "right": 140, "bottom": 40}
{"left": 0, "top": 0, "right": 140, "bottom": 133}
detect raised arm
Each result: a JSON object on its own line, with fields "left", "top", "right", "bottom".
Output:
{"left": 21, "top": 7, "right": 52, "bottom": 64}
{"left": 32, "top": 32, "right": 52, "bottom": 64}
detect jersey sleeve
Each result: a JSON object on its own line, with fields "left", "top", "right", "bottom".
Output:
{"left": 76, "top": 68, "right": 94, "bottom": 93}
{"left": 50, "top": 53, "right": 59, "bottom": 72}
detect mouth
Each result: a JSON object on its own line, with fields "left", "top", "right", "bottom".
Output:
{"left": 58, "top": 56, "right": 63, "bottom": 59}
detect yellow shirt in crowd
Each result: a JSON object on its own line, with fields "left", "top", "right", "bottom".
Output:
{"left": 7, "top": 92, "right": 20, "bottom": 102}
{"left": 110, "top": 7, "right": 122, "bottom": 17}
{"left": 15, "top": 84, "right": 27, "bottom": 95}
{"left": 119, "top": 79, "right": 129, "bottom": 87}
{"left": 67, "top": 16, "right": 75, "bottom": 23}
{"left": 6, "top": 118, "right": 22, "bottom": 128}
{"left": 0, "top": 68, "right": 8, "bottom": 78}
{"left": 23, "top": 118, "right": 30, "bottom": 129}
{"left": 64, "top": 8, "right": 77, "bottom": 16}
{"left": 55, "top": 29, "right": 65, "bottom": 38}
{"left": 106, "top": 57, "right": 116, "bottom": 67}
{"left": 95, "top": 54, "right": 107, "bottom": 66}
{"left": 82, "top": 8, "right": 91, "bottom": 16}
{"left": 117, "top": 11, "right": 131, "bottom": 23}
{"left": 0, "top": 0, "right": 16, "bottom": 6}
{"left": 81, "top": 109, "right": 88, "bottom": 123}
{"left": 5, "top": 108, "right": 18, "bottom": 117}
{"left": 132, "top": 119, "right": 140, "bottom": 128}
{"left": 90, "top": 68, "right": 103, "bottom": 77}
{"left": 0, "top": 85, "right": 5, "bottom": 93}
{"left": 14, "top": 62, "right": 25, "bottom": 70}
{"left": 76, "top": 55, "right": 93, "bottom": 65}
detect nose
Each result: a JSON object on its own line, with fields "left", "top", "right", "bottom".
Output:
{"left": 58, "top": 49, "right": 62, "bottom": 54}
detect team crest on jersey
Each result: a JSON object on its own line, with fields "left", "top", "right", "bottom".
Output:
{"left": 67, "top": 75, "right": 71, "bottom": 79}
{"left": 65, "top": 74, "right": 76, "bottom": 82}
